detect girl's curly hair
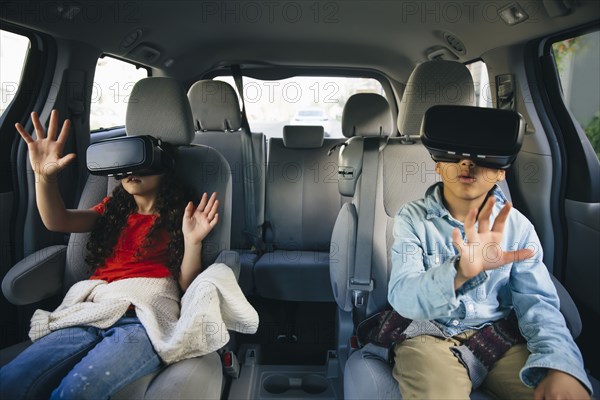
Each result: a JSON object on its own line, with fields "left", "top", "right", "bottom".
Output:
{"left": 85, "top": 171, "right": 194, "bottom": 280}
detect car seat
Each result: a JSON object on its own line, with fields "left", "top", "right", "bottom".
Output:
{"left": 1, "top": 77, "right": 233, "bottom": 399}
{"left": 329, "top": 60, "right": 585, "bottom": 399}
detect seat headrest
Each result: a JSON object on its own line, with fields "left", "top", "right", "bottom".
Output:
{"left": 188, "top": 80, "right": 242, "bottom": 131}
{"left": 421, "top": 105, "right": 525, "bottom": 169}
{"left": 398, "top": 60, "right": 475, "bottom": 137}
{"left": 342, "top": 93, "right": 394, "bottom": 138}
{"left": 126, "top": 77, "right": 195, "bottom": 145}
{"left": 282, "top": 125, "right": 324, "bottom": 148}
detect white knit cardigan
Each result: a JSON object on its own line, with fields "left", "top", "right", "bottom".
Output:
{"left": 29, "top": 263, "right": 259, "bottom": 364}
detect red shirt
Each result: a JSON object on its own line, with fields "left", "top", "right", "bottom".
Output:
{"left": 89, "top": 197, "right": 172, "bottom": 282}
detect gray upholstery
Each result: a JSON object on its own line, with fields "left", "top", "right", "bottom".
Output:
{"left": 283, "top": 125, "right": 324, "bottom": 148}
{"left": 113, "top": 353, "right": 223, "bottom": 400}
{"left": 342, "top": 93, "right": 395, "bottom": 138}
{"left": 175, "top": 145, "right": 232, "bottom": 268}
{"left": 254, "top": 137, "right": 345, "bottom": 301}
{"left": 263, "top": 138, "right": 345, "bottom": 251}
{"left": 329, "top": 203, "right": 357, "bottom": 312}
{"left": 189, "top": 80, "right": 266, "bottom": 295}
{"left": 1, "top": 77, "right": 232, "bottom": 399}
{"left": 126, "top": 77, "right": 195, "bottom": 145}
{"left": 192, "top": 132, "right": 265, "bottom": 251}
{"left": 188, "top": 80, "right": 242, "bottom": 131}
{"left": 398, "top": 60, "right": 475, "bottom": 136}
{"left": 337, "top": 137, "right": 365, "bottom": 197}
{"left": 254, "top": 250, "right": 332, "bottom": 302}
{"left": 2, "top": 245, "right": 66, "bottom": 305}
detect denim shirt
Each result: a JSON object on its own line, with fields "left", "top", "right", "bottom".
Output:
{"left": 388, "top": 183, "right": 592, "bottom": 392}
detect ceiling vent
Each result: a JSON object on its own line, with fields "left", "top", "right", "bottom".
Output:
{"left": 444, "top": 33, "right": 467, "bottom": 55}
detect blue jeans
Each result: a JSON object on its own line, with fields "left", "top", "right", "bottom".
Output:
{"left": 0, "top": 317, "right": 162, "bottom": 400}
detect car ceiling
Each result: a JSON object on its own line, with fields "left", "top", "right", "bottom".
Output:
{"left": 1, "top": 0, "right": 599, "bottom": 82}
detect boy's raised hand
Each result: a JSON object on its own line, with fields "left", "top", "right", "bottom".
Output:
{"left": 182, "top": 192, "right": 220, "bottom": 246}
{"left": 16, "top": 110, "right": 76, "bottom": 178}
{"left": 453, "top": 196, "right": 535, "bottom": 288}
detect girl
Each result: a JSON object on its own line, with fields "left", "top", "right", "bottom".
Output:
{"left": 0, "top": 110, "right": 220, "bottom": 399}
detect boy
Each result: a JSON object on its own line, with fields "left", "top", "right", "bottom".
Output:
{"left": 387, "top": 106, "right": 592, "bottom": 399}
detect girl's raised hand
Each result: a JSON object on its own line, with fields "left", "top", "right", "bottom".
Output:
{"left": 16, "top": 110, "right": 76, "bottom": 178}
{"left": 182, "top": 192, "right": 220, "bottom": 246}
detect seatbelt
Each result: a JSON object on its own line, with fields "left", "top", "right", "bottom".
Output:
{"left": 231, "top": 65, "right": 263, "bottom": 252}
{"left": 350, "top": 137, "right": 379, "bottom": 325}
{"left": 64, "top": 69, "right": 89, "bottom": 202}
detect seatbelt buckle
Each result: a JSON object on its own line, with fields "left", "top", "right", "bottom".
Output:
{"left": 222, "top": 351, "right": 240, "bottom": 379}
{"left": 350, "top": 336, "right": 359, "bottom": 349}
{"left": 349, "top": 280, "right": 373, "bottom": 308}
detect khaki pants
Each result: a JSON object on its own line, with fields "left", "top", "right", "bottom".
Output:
{"left": 392, "top": 332, "right": 534, "bottom": 400}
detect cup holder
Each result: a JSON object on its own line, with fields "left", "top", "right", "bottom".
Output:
{"left": 263, "top": 375, "right": 290, "bottom": 394}
{"left": 263, "top": 374, "right": 328, "bottom": 395}
{"left": 302, "top": 375, "right": 328, "bottom": 394}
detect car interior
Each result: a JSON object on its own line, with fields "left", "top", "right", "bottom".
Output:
{"left": 0, "top": 1, "right": 599, "bottom": 399}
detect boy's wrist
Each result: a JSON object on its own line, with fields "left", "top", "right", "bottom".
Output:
{"left": 453, "top": 256, "right": 471, "bottom": 289}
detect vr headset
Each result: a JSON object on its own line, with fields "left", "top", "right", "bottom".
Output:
{"left": 420, "top": 105, "right": 525, "bottom": 169}
{"left": 87, "top": 135, "right": 175, "bottom": 179}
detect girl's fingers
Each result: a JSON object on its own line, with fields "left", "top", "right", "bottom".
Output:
{"left": 56, "top": 119, "right": 72, "bottom": 145}
{"left": 205, "top": 192, "right": 217, "bottom": 210}
{"left": 209, "top": 213, "right": 219, "bottom": 228}
{"left": 47, "top": 110, "right": 59, "bottom": 141}
{"left": 15, "top": 123, "right": 34, "bottom": 144}
{"left": 197, "top": 193, "right": 208, "bottom": 212}
{"left": 58, "top": 153, "right": 77, "bottom": 169}
{"left": 184, "top": 201, "right": 194, "bottom": 219}
{"left": 31, "top": 112, "right": 46, "bottom": 140}
{"left": 207, "top": 199, "right": 219, "bottom": 220}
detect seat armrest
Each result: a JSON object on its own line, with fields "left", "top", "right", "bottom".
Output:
{"left": 2, "top": 245, "right": 67, "bottom": 305}
{"left": 214, "top": 251, "right": 241, "bottom": 281}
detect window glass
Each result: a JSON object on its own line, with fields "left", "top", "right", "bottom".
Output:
{"left": 91, "top": 56, "right": 148, "bottom": 131}
{"left": 0, "top": 30, "right": 30, "bottom": 116}
{"left": 214, "top": 76, "right": 387, "bottom": 139}
{"left": 466, "top": 60, "right": 492, "bottom": 108}
{"left": 553, "top": 31, "right": 600, "bottom": 160}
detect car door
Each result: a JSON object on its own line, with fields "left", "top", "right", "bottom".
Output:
{"left": 536, "top": 27, "right": 600, "bottom": 380}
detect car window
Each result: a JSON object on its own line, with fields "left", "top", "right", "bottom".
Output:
{"left": 552, "top": 31, "right": 600, "bottom": 160}
{"left": 214, "top": 76, "right": 387, "bottom": 139}
{"left": 0, "top": 30, "right": 30, "bottom": 117}
{"left": 90, "top": 56, "right": 148, "bottom": 131}
{"left": 466, "top": 60, "right": 491, "bottom": 108}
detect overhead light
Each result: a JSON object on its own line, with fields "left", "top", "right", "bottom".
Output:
{"left": 57, "top": 3, "right": 81, "bottom": 21}
{"left": 498, "top": 2, "right": 529, "bottom": 26}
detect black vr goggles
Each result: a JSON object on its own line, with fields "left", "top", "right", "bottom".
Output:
{"left": 420, "top": 105, "right": 525, "bottom": 169}
{"left": 86, "top": 135, "right": 175, "bottom": 179}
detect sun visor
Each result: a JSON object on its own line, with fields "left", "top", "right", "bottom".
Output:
{"left": 420, "top": 105, "right": 525, "bottom": 169}
{"left": 86, "top": 135, "right": 174, "bottom": 179}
